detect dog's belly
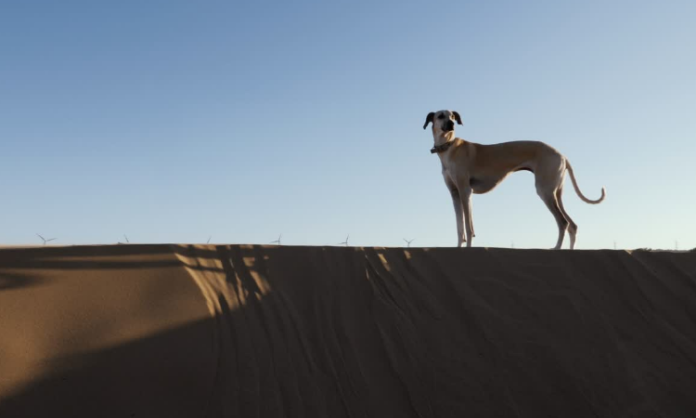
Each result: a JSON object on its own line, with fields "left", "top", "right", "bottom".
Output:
{"left": 470, "top": 165, "right": 534, "bottom": 194}
{"left": 470, "top": 175, "right": 507, "bottom": 194}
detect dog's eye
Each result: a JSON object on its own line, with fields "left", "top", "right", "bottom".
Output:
{"left": 437, "top": 114, "right": 445, "bottom": 120}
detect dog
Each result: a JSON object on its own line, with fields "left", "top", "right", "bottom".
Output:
{"left": 424, "top": 110, "right": 605, "bottom": 249}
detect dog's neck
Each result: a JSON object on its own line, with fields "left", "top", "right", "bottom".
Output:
{"left": 431, "top": 130, "right": 457, "bottom": 154}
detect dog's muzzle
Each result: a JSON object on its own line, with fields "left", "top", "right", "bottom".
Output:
{"left": 444, "top": 121, "right": 455, "bottom": 131}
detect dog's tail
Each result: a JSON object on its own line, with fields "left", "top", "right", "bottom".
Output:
{"left": 566, "top": 160, "right": 606, "bottom": 204}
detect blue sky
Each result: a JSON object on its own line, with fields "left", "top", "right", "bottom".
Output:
{"left": 1, "top": 0, "right": 695, "bottom": 249}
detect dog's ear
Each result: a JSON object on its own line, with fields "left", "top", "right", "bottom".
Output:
{"left": 423, "top": 112, "right": 435, "bottom": 129}
{"left": 453, "top": 111, "right": 463, "bottom": 125}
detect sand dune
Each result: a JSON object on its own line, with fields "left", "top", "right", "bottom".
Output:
{"left": 1, "top": 244, "right": 695, "bottom": 417}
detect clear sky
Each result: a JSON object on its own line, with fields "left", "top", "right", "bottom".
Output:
{"left": 1, "top": 1, "right": 695, "bottom": 249}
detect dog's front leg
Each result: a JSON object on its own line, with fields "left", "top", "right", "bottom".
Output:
{"left": 460, "top": 187, "right": 474, "bottom": 247}
{"left": 449, "top": 188, "right": 466, "bottom": 247}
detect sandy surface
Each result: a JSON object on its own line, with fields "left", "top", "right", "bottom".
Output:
{"left": 1, "top": 244, "right": 695, "bottom": 417}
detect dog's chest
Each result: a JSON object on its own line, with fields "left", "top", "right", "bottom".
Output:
{"left": 439, "top": 156, "right": 463, "bottom": 182}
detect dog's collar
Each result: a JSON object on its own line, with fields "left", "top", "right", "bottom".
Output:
{"left": 430, "top": 140, "right": 456, "bottom": 154}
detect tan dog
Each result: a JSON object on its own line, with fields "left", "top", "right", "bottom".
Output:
{"left": 424, "top": 110, "right": 605, "bottom": 249}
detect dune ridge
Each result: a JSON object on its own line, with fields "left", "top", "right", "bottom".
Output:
{"left": 1, "top": 244, "right": 696, "bottom": 417}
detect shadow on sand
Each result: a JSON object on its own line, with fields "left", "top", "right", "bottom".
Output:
{"left": 2, "top": 245, "right": 696, "bottom": 417}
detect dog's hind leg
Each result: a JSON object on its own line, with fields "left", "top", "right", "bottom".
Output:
{"left": 537, "top": 187, "right": 569, "bottom": 250}
{"left": 555, "top": 183, "right": 578, "bottom": 249}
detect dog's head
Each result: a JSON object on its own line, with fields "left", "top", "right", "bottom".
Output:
{"left": 423, "top": 110, "right": 462, "bottom": 133}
